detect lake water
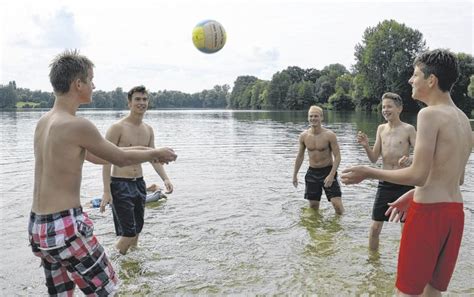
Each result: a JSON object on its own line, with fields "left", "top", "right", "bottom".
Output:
{"left": 1, "top": 109, "right": 473, "bottom": 295}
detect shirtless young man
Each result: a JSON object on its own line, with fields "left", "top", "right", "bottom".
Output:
{"left": 293, "top": 105, "right": 344, "bottom": 215}
{"left": 357, "top": 92, "right": 416, "bottom": 251}
{"left": 28, "top": 50, "right": 177, "bottom": 296}
{"left": 342, "top": 49, "right": 472, "bottom": 296}
{"left": 101, "top": 86, "right": 173, "bottom": 255}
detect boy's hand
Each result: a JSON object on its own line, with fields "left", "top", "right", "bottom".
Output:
{"left": 100, "top": 193, "right": 112, "bottom": 213}
{"left": 385, "top": 190, "right": 414, "bottom": 222}
{"left": 292, "top": 176, "right": 298, "bottom": 188}
{"left": 357, "top": 131, "right": 369, "bottom": 147}
{"left": 324, "top": 174, "right": 334, "bottom": 187}
{"left": 163, "top": 179, "right": 174, "bottom": 194}
{"left": 153, "top": 147, "right": 177, "bottom": 164}
{"left": 398, "top": 155, "right": 411, "bottom": 168}
{"left": 341, "top": 165, "right": 370, "bottom": 185}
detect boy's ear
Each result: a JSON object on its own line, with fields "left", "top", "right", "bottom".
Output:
{"left": 70, "top": 78, "right": 81, "bottom": 91}
{"left": 428, "top": 74, "right": 438, "bottom": 88}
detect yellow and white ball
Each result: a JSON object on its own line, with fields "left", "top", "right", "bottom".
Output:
{"left": 192, "top": 20, "right": 226, "bottom": 54}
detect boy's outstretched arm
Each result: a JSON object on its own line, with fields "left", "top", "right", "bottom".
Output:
{"left": 342, "top": 108, "right": 438, "bottom": 186}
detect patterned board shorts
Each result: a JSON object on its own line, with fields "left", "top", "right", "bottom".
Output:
{"left": 28, "top": 207, "right": 118, "bottom": 296}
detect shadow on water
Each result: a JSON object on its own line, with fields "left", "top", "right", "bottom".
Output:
{"left": 355, "top": 251, "right": 396, "bottom": 296}
{"left": 115, "top": 254, "right": 159, "bottom": 296}
{"left": 299, "top": 208, "right": 343, "bottom": 258}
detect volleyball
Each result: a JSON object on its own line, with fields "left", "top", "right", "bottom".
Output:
{"left": 192, "top": 20, "right": 226, "bottom": 54}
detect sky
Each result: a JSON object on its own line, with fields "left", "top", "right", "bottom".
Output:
{"left": 1, "top": 0, "right": 472, "bottom": 94}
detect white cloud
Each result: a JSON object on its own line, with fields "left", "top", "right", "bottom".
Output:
{"left": 33, "top": 8, "right": 83, "bottom": 49}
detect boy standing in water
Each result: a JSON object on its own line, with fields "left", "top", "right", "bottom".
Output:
{"left": 342, "top": 49, "right": 471, "bottom": 296}
{"left": 101, "top": 86, "right": 174, "bottom": 255}
{"left": 29, "top": 50, "right": 177, "bottom": 296}
{"left": 293, "top": 105, "right": 344, "bottom": 215}
{"left": 357, "top": 92, "right": 416, "bottom": 251}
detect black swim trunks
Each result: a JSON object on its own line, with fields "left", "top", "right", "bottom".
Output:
{"left": 110, "top": 176, "right": 147, "bottom": 237}
{"left": 304, "top": 165, "right": 342, "bottom": 201}
{"left": 373, "top": 180, "right": 414, "bottom": 222}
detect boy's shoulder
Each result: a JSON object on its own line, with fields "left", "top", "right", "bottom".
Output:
{"left": 300, "top": 128, "right": 310, "bottom": 136}
{"left": 377, "top": 123, "right": 388, "bottom": 131}
{"left": 400, "top": 121, "right": 416, "bottom": 130}
{"left": 323, "top": 127, "right": 336, "bottom": 136}
{"left": 143, "top": 121, "right": 153, "bottom": 130}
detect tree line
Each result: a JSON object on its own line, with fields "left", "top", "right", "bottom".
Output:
{"left": 228, "top": 20, "right": 473, "bottom": 114}
{"left": 1, "top": 20, "right": 473, "bottom": 114}
{"left": 0, "top": 82, "right": 230, "bottom": 110}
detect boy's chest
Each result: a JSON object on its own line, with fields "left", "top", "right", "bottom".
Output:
{"left": 118, "top": 126, "right": 151, "bottom": 146}
{"left": 305, "top": 135, "right": 329, "bottom": 151}
{"left": 380, "top": 129, "right": 408, "bottom": 148}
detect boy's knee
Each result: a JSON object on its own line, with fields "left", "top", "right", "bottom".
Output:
{"left": 308, "top": 200, "right": 320, "bottom": 209}
{"left": 370, "top": 222, "right": 383, "bottom": 236}
{"left": 330, "top": 198, "right": 344, "bottom": 214}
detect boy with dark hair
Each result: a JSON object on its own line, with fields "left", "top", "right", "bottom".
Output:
{"left": 342, "top": 49, "right": 472, "bottom": 296}
{"left": 29, "top": 50, "right": 177, "bottom": 296}
{"left": 357, "top": 92, "right": 416, "bottom": 251}
{"left": 101, "top": 85, "right": 174, "bottom": 255}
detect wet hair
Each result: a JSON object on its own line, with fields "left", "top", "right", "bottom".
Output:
{"left": 308, "top": 105, "right": 323, "bottom": 115}
{"left": 49, "top": 49, "right": 94, "bottom": 94}
{"left": 127, "top": 85, "right": 148, "bottom": 101}
{"left": 413, "top": 49, "right": 459, "bottom": 92}
{"left": 381, "top": 92, "right": 403, "bottom": 107}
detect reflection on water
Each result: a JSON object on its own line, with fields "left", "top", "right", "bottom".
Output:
{"left": 0, "top": 109, "right": 472, "bottom": 295}
{"left": 300, "top": 208, "right": 342, "bottom": 258}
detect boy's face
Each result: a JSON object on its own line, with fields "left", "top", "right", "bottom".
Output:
{"left": 128, "top": 92, "right": 148, "bottom": 113}
{"left": 408, "top": 65, "right": 430, "bottom": 101}
{"left": 78, "top": 68, "right": 95, "bottom": 104}
{"left": 381, "top": 98, "right": 401, "bottom": 121}
{"left": 308, "top": 109, "right": 323, "bottom": 126}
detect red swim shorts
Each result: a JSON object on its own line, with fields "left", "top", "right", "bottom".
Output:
{"left": 396, "top": 201, "right": 464, "bottom": 294}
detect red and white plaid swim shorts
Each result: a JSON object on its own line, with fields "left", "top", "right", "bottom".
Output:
{"left": 28, "top": 207, "right": 118, "bottom": 296}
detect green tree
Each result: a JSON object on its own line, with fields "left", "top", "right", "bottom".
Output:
{"left": 335, "top": 73, "right": 353, "bottom": 95}
{"left": 249, "top": 80, "right": 269, "bottom": 109}
{"left": 0, "top": 82, "right": 18, "bottom": 108}
{"left": 304, "top": 68, "right": 321, "bottom": 83}
{"left": 267, "top": 71, "right": 291, "bottom": 109}
{"left": 91, "top": 91, "right": 112, "bottom": 108}
{"left": 315, "top": 64, "right": 348, "bottom": 104}
{"left": 329, "top": 74, "right": 355, "bottom": 110}
{"left": 283, "top": 66, "right": 306, "bottom": 83}
{"left": 451, "top": 53, "right": 473, "bottom": 115}
{"left": 351, "top": 74, "right": 371, "bottom": 109}
{"left": 286, "top": 81, "right": 315, "bottom": 110}
{"left": 110, "top": 87, "right": 126, "bottom": 109}
{"left": 354, "top": 19, "right": 426, "bottom": 111}
{"left": 229, "top": 76, "right": 258, "bottom": 108}
{"left": 468, "top": 75, "right": 474, "bottom": 98}
{"left": 329, "top": 93, "right": 355, "bottom": 110}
